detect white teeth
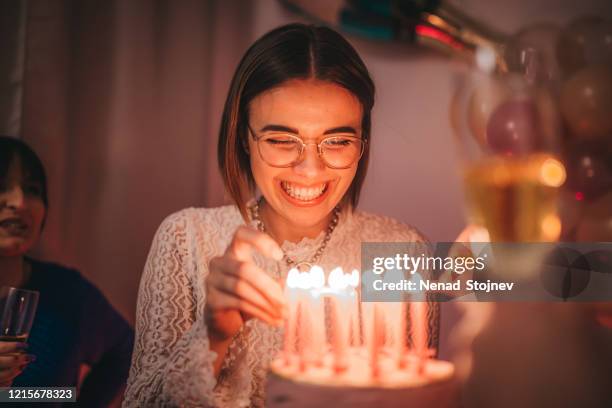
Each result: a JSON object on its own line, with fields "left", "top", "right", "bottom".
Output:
{"left": 281, "top": 181, "right": 327, "bottom": 201}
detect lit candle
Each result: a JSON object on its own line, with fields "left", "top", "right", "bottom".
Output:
{"left": 296, "top": 270, "right": 313, "bottom": 372}
{"left": 328, "top": 267, "right": 350, "bottom": 373}
{"left": 372, "top": 303, "right": 384, "bottom": 379}
{"left": 283, "top": 268, "right": 300, "bottom": 366}
{"left": 348, "top": 269, "right": 360, "bottom": 346}
{"left": 410, "top": 301, "right": 428, "bottom": 375}
{"left": 307, "top": 265, "right": 326, "bottom": 367}
{"left": 389, "top": 302, "right": 407, "bottom": 369}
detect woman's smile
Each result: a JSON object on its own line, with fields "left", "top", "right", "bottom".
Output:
{"left": 278, "top": 179, "right": 332, "bottom": 205}
{"left": 0, "top": 216, "right": 32, "bottom": 237}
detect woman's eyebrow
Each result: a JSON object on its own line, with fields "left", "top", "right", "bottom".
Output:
{"left": 323, "top": 126, "right": 357, "bottom": 135}
{"left": 260, "top": 124, "right": 299, "bottom": 134}
{"left": 259, "top": 124, "right": 358, "bottom": 135}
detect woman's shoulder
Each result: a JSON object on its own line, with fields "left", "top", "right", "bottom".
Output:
{"left": 28, "top": 258, "right": 83, "bottom": 285}
{"left": 348, "top": 209, "right": 430, "bottom": 243}
{"left": 158, "top": 205, "right": 243, "bottom": 230}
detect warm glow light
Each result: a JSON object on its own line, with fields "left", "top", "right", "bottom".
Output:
{"left": 469, "top": 226, "right": 491, "bottom": 243}
{"left": 328, "top": 267, "right": 347, "bottom": 290}
{"left": 348, "top": 269, "right": 360, "bottom": 288}
{"left": 539, "top": 158, "right": 566, "bottom": 187}
{"left": 310, "top": 266, "right": 325, "bottom": 289}
{"left": 297, "top": 271, "right": 313, "bottom": 290}
{"left": 541, "top": 214, "right": 562, "bottom": 241}
{"left": 286, "top": 268, "right": 300, "bottom": 289}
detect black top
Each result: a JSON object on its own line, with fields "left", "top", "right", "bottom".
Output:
{"left": 11, "top": 258, "right": 134, "bottom": 407}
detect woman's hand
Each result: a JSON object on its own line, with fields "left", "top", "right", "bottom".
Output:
{"left": 0, "top": 342, "right": 35, "bottom": 387}
{"left": 206, "top": 226, "right": 286, "bottom": 341}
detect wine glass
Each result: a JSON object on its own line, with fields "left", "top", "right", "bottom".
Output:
{"left": 0, "top": 287, "right": 39, "bottom": 343}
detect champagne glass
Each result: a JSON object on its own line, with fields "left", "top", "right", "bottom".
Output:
{"left": 0, "top": 287, "right": 39, "bottom": 343}
{"left": 451, "top": 50, "right": 567, "bottom": 280}
{"left": 452, "top": 54, "right": 566, "bottom": 243}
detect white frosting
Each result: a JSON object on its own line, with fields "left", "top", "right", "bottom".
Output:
{"left": 270, "top": 348, "right": 454, "bottom": 389}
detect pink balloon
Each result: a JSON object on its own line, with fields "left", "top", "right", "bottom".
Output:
{"left": 486, "top": 99, "right": 539, "bottom": 155}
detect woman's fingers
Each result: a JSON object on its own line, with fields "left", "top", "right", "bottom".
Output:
{"left": 226, "top": 226, "right": 283, "bottom": 262}
{"left": 0, "top": 342, "right": 27, "bottom": 354}
{"left": 0, "top": 353, "right": 33, "bottom": 383}
{"left": 214, "top": 273, "right": 282, "bottom": 319}
{"left": 208, "top": 287, "right": 283, "bottom": 326}
{"left": 210, "top": 257, "right": 285, "bottom": 307}
{"left": 0, "top": 353, "right": 33, "bottom": 369}
{"left": 0, "top": 366, "right": 24, "bottom": 383}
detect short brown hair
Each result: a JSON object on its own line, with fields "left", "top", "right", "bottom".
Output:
{"left": 218, "top": 23, "right": 375, "bottom": 221}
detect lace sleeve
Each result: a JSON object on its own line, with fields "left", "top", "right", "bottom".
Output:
{"left": 123, "top": 210, "right": 218, "bottom": 407}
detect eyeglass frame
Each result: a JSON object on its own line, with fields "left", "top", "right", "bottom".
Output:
{"left": 246, "top": 124, "right": 368, "bottom": 169}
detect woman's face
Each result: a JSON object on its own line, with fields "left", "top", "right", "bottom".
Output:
{"left": 0, "top": 157, "right": 46, "bottom": 257}
{"left": 248, "top": 79, "right": 363, "bottom": 231}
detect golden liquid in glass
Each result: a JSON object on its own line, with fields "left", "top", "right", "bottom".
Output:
{"left": 464, "top": 153, "right": 565, "bottom": 242}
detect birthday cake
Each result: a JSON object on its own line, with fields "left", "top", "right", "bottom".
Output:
{"left": 266, "top": 351, "right": 459, "bottom": 407}
{"left": 265, "top": 266, "right": 460, "bottom": 407}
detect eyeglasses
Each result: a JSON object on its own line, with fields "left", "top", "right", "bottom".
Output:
{"left": 248, "top": 125, "right": 366, "bottom": 169}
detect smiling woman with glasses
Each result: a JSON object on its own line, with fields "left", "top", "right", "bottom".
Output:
{"left": 125, "top": 23, "right": 437, "bottom": 407}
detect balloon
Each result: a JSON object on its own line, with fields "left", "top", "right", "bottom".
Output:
{"left": 534, "top": 86, "right": 562, "bottom": 149}
{"left": 556, "top": 16, "right": 612, "bottom": 77}
{"left": 576, "top": 192, "right": 612, "bottom": 241}
{"left": 505, "top": 23, "right": 562, "bottom": 85}
{"left": 564, "top": 144, "right": 612, "bottom": 201}
{"left": 486, "top": 99, "right": 539, "bottom": 155}
{"left": 467, "top": 78, "right": 510, "bottom": 147}
{"left": 560, "top": 64, "right": 612, "bottom": 140}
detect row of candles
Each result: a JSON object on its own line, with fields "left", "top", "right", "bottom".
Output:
{"left": 282, "top": 265, "right": 432, "bottom": 378}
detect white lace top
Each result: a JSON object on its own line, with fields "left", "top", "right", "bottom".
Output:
{"left": 123, "top": 205, "right": 437, "bottom": 407}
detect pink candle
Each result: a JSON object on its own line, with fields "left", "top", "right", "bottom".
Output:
{"left": 372, "top": 303, "right": 384, "bottom": 379}
{"left": 389, "top": 302, "right": 407, "bottom": 369}
{"left": 283, "top": 268, "right": 299, "bottom": 365}
{"left": 328, "top": 267, "right": 350, "bottom": 373}
{"left": 410, "top": 301, "right": 428, "bottom": 375}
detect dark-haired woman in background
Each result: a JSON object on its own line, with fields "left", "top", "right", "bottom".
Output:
{"left": 124, "top": 23, "right": 437, "bottom": 407}
{"left": 0, "top": 136, "right": 134, "bottom": 407}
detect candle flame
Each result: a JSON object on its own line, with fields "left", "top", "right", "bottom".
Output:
{"left": 297, "top": 272, "right": 312, "bottom": 290}
{"left": 286, "top": 268, "right": 300, "bottom": 289}
{"left": 348, "top": 269, "right": 360, "bottom": 288}
{"left": 328, "top": 267, "right": 348, "bottom": 290}
{"left": 310, "top": 265, "right": 325, "bottom": 289}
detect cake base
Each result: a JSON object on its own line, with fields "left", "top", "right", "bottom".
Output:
{"left": 266, "top": 354, "right": 460, "bottom": 407}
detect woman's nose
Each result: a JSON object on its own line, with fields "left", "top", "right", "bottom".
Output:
{"left": 1, "top": 186, "right": 25, "bottom": 210}
{"left": 293, "top": 144, "right": 326, "bottom": 177}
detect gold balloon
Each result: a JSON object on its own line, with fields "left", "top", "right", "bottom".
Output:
{"left": 560, "top": 64, "right": 612, "bottom": 140}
